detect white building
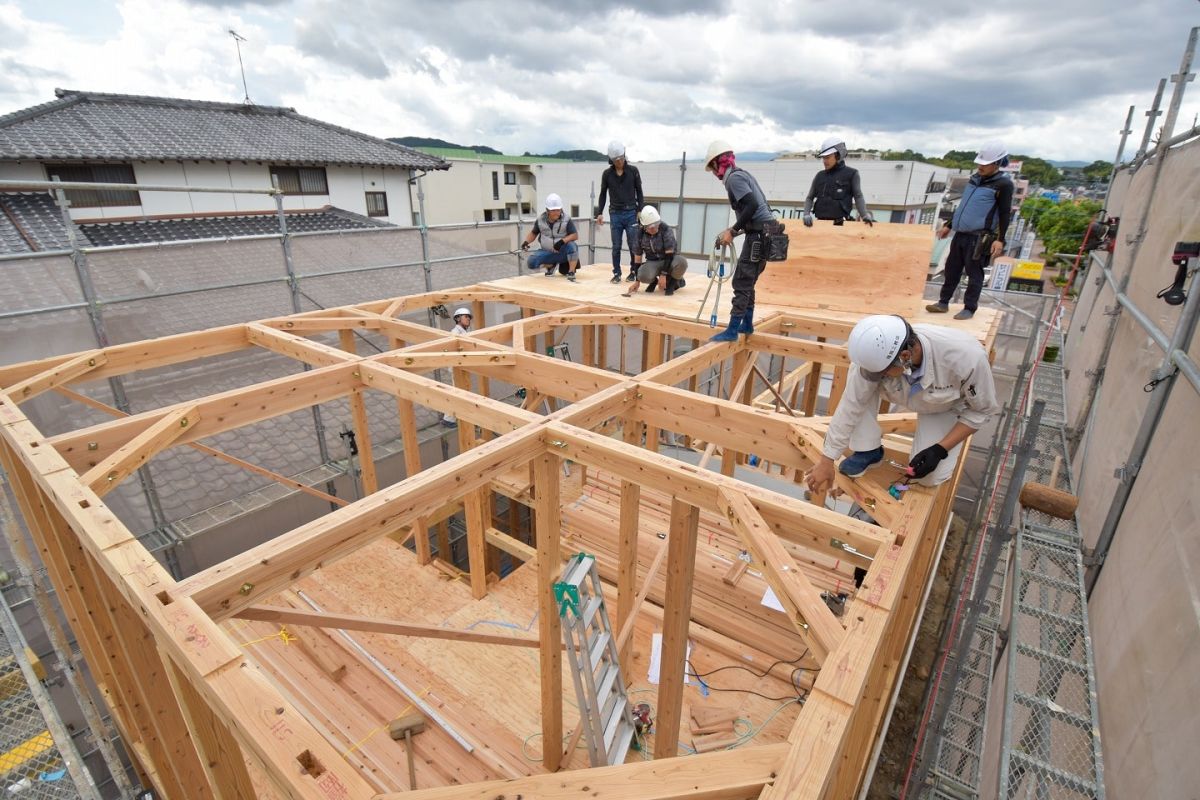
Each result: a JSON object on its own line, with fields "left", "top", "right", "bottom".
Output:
{"left": 0, "top": 89, "right": 448, "bottom": 241}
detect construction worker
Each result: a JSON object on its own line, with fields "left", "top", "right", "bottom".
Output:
{"left": 441, "top": 307, "right": 473, "bottom": 428}
{"left": 704, "top": 140, "right": 774, "bottom": 342}
{"left": 803, "top": 136, "right": 873, "bottom": 226}
{"left": 622, "top": 206, "right": 688, "bottom": 297}
{"left": 805, "top": 314, "right": 999, "bottom": 491}
{"left": 595, "top": 141, "right": 644, "bottom": 284}
{"left": 926, "top": 142, "right": 1014, "bottom": 320}
{"left": 521, "top": 193, "right": 581, "bottom": 282}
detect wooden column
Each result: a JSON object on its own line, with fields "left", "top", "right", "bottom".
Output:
{"left": 653, "top": 497, "right": 700, "bottom": 759}
{"left": 164, "top": 657, "right": 257, "bottom": 798}
{"left": 454, "top": 370, "right": 490, "bottom": 599}
{"left": 802, "top": 336, "right": 826, "bottom": 416}
{"left": 582, "top": 324, "right": 596, "bottom": 368}
{"left": 616, "top": 417, "right": 642, "bottom": 678}
{"left": 597, "top": 324, "right": 609, "bottom": 371}
{"left": 390, "top": 335, "right": 431, "bottom": 561}
{"left": 471, "top": 301, "right": 493, "bottom": 442}
{"left": 828, "top": 364, "right": 849, "bottom": 414}
{"left": 436, "top": 519, "right": 451, "bottom": 563}
{"left": 643, "top": 333, "right": 667, "bottom": 454}
{"left": 534, "top": 452, "right": 563, "bottom": 771}
{"left": 339, "top": 330, "right": 378, "bottom": 494}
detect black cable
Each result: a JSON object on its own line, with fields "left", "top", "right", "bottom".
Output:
{"left": 684, "top": 653, "right": 817, "bottom": 703}
{"left": 686, "top": 649, "right": 810, "bottom": 680}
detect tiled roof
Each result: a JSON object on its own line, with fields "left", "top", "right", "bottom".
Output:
{"left": 0, "top": 192, "right": 83, "bottom": 253}
{"left": 78, "top": 206, "right": 391, "bottom": 248}
{"left": 0, "top": 89, "right": 450, "bottom": 170}
{"left": 0, "top": 193, "right": 392, "bottom": 254}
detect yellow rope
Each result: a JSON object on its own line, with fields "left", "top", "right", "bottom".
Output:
{"left": 343, "top": 685, "right": 432, "bottom": 757}
{"left": 238, "top": 625, "right": 297, "bottom": 647}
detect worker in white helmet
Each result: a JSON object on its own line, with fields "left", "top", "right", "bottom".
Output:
{"left": 440, "top": 307, "right": 474, "bottom": 428}
{"left": 521, "top": 193, "right": 581, "bottom": 281}
{"left": 622, "top": 205, "right": 688, "bottom": 297}
{"left": 441, "top": 307, "right": 474, "bottom": 428}
{"left": 595, "top": 141, "right": 645, "bottom": 284}
{"left": 704, "top": 140, "right": 777, "bottom": 342}
{"left": 927, "top": 142, "right": 1014, "bottom": 320}
{"left": 803, "top": 136, "right": 873, "bottom": 227}
{"left": 806, "top": 314, "right": 999, "bottom": 492}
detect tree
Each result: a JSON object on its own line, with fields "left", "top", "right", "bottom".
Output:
{"left": 881, "top": 149, "right": 929, "bottom": 162}
{"left": 1011, "top": 155, "right": 1062, "bottom": 187}
{"left": 1021, "top": 198, "right": 1102, "bottom": 263}
{"left": 1082, "top": 160, "right": 1113, "bottom": 183}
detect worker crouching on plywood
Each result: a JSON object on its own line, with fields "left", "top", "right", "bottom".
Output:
{"left": 806, "top": 314, "right": 999, "bottom": 491}
{"left": 622, "top": 205, "right": 688, "bottom": 297}
{"left": 521, "top": 193, "right": 582, "bottom": 282}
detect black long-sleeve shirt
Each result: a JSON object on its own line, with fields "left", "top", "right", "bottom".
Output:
{"left": 595, "top": 164, "right": 644, "bottom": 215}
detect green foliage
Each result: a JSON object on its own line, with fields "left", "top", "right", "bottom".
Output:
{"left": 1082, "top": 160, "right": 1113, "bottom": 182}
{"left": 389, "top": 136, "right": 501, "bottom": 155}
{"left": 522, "top": 149, "right": 607, "bottom": 161}
{"left": 1010, "top": 155, "right": 1062, "bottom": 187}
{"left": 881, "top": 149, "right": 929, "bottom": 162}
{"left": 1022, "top": 198, "right": 1103, "bottom": 263}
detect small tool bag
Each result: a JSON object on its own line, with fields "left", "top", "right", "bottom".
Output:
{"left": 764, "top": 219, "right": 789, "bottom": 261}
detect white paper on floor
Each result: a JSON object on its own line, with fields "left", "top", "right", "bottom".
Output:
{"left": 647, "top": 632, "right": 692, "bottom": 685}
{"left": 761, "top": 586, "right": 785, "bottom": 613}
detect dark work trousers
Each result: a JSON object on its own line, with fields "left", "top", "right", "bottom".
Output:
{"left": 939, "top": 232, "right": 987, "bottom": 312}
{"left": 730, "top": 231, "right": 767, "bottom": 316}
{"left": 609, "top": 209, "right": 638, "bottom": 276}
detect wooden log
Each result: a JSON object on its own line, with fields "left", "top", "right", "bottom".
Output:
{"left": 1019, "top": 482, "right": 1079, "bottom": 520}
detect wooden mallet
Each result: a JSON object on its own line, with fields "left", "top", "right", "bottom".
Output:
{"left": 389, "top": 712, "right": 426, "bottom": 790}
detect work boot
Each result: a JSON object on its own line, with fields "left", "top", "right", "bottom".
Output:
{"left": 609, "top": 274, "right": 622, "bottom": 284}
{"left": 709, "top": 314, "right": 743, "bottom": 343}
{"left": 626, "top": 269, "right": 638, "bottom": 282}
{"left": 839, "top": 447, "right": 884, "bottom": 477}
{"left": 544, "top": 266, "right": 556, "bottom": 277}
{"left": 925, "top": 302, "right": 949, "bottom": 313}
{"left": 664, "top": 277, "right": 679, "bottom": 296}
{"left": 644, "top": 280, "right": 656, "bottom": 293}
{"left": 566, "top": 271, "right": 577, "bottom": 283}
{"left": 739, "top": 305, "right": 755, "bottom": 336}
{"left": 954, "top": 309, "right": 975, "bottom": 320}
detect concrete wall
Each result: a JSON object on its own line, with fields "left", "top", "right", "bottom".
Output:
{"left": 0, "top": 161, "right": 414, "bottom": 225}
{"left": 1064, "top": 137, "right": 1200, "bottom": 799}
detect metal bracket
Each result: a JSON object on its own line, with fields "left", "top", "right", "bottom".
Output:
{"left": 830, "top": 538, "right": 874, "bottom": 562}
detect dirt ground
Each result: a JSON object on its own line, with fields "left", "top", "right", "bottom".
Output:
{"left": 866, "top": 515, "right": 969, "bottom": 799}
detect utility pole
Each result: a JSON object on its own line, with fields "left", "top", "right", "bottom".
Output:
{"left": 229, "top": 29, "right": 252, "bottom": 104}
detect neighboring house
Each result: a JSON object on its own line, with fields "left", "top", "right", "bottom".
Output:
{"left": 0, "top": 88, "right": 449, "bottom": 252}
{"left": 407, "top": 147, "right": 574, "bottom": 225}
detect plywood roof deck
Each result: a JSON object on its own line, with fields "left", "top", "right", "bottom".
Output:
{"left": 0, "top": 223, "right": 996, "bottom": 799}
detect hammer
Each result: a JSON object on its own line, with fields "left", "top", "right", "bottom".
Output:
{"left": 389, "top": 712, "right": 426, "bottom": 790}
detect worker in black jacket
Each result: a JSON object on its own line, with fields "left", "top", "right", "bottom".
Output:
{"left": 803, "top": 137, "right": 873, "bottom": 226}
{"left": 595, "top": 141, "right": 644, "bottom": 284}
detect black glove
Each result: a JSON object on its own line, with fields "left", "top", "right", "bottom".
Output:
{"left": 553, "top": 239, "right": 564, "bottom": 252}
{"left": 803, "top": 212, "right": 814, "bottom": 227}
{"left": 520, "top": 241, "right": 530, "bottom": 251}
{"left": 909, "top": 443, "right": 948, "bottom": 479}
{"left": 863, "top": 217, "right": 874, "bottom": 227}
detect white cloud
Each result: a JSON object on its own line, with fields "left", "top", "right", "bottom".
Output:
{"left": 2, "top": 0, "right": 1198, "bottom": 162}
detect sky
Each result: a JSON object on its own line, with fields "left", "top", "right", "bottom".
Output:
{"left": 2, "top": 0, "right": 1198, "bottom": 163}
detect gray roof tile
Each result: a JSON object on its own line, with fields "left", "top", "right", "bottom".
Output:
{"left": 0, "top": 89, "right": 449, "bottom": 170}
{"left": 78, "top": 206, "right": 391, "bottom": 247}
{"left": 0, "top": 192, "right": 82, "bottom": 253}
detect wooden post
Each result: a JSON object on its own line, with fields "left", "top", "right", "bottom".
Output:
{"left": 534, "top": 451, "right": 563, "bottom": 771}
{"left": 436, "top": 519, "right": 451, "bottom": 563}
{"left": 598, "top": 324, "right": 609, "bottom": 371}
{"left": 391, "top": 336, "right": 431, "bottom": 561}
{"left": 339, "top": 330, "right": 378, "bottom": 494}
{"left": 582, "top": 324, "right": 596, "bottom": 368}
{"left": 828, "top": 364, "right": 849, "bottom": 414}
{"left": 616, "top": 418, "right": 642, "bottom": 678}
{"left": 653, "top": 497, "right": 700, "bottom": 759}
{"left": 802, "top": 336, "right": 826, "bottom": 416}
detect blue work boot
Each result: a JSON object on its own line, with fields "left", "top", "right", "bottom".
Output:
{"left": 739, "top": 305, "right": 755, "bottom": 336}
{"left": 709, "top": 314, "right": 743, "bottom": 343}
{"left": 839, "top": 447, "right": 884, "bottom": 477}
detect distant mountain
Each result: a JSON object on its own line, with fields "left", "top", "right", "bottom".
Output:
{"left": 738, "top": 151, "right": 783, "bottom": 161}
{"left": 389, "top": 136, "right": 501, "bottom": 155}
{"left": 523, "top": 149, "right": 607, "bottom": 161}
{"left": 1048, "top": 160, "right": 1089, "bottom": 168}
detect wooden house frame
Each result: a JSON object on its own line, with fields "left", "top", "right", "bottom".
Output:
{"left": 0, "top": 284, "right": 980, "bottom": 799}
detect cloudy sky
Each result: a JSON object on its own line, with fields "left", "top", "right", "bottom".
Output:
{"left": 2, "top": 0, "right": 1197, "bottom": 162}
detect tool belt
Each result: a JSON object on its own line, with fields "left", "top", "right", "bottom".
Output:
{"left": 970, "top": 230, "right": 998, "bottom": 261}
{"left": 764, "top": 219, "right": 789, "bottom": 262}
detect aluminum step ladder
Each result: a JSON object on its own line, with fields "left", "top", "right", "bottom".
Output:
{"left": 554, "top": 553, "right": 636, "bottom": 767}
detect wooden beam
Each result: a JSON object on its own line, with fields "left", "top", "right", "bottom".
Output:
{"left": 716, "top": 488, "right": 844, "bottom": 664}
{"left": 234, "top": 605, "right": 541, "bottom": 648}
{"left": 534, "top": 451, "right": 563, "bottom": 772}
{"left": 339, "top": 330, "right": 378, "bottom": 495}
{"left": 378, "top": 351, "right": 518, "bottom": 371}
{"left": 80, "top": 405, "right": 199, "bottom": 497}
{"left": 3, "top": 350, "right": 107, "bottom": 403}
{"left": 616, "top": 416, "right": 642, "bottom": 678}
{"left": 484, "top": 526, "right": 536, "bottom": 562}
{"left": 359, "top": 362, "right": 536, "bottom": 433}
{"left": 245, "top": 323, "right": 356, "bottom": 367}
{"left": 177, "top": 427, "right": 544, "bottom": 619}
{"left": 260, "top": 316, "right": 378, "bottom": 332}
{"left": 653, "top": 496, "right": 700, "bottom": 759}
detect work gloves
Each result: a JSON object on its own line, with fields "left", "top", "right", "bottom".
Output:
{"left": 553, "top": 239, "right": 565, "bottom": 252}
{"left": 803, "top": 212, "right": 814, "bottom": 228}
{"left": 863, "top": 217, "right": 874, "bottom": 227}
{"left": 908, "top": 443, "right": 948, "bottom": 480}
{"left": 520, "top": 241, "right": 530, "bottom": 251}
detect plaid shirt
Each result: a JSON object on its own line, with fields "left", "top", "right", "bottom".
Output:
{"left": 635, "top": 222, "right": 677, "bottom": 260}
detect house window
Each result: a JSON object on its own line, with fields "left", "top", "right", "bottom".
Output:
{"left": 365, "top": 192, "right": 388, "bottom": 217}
{"left": 45, "top": 163, "right": 139, "bottom": 208}
{"left": 571, "top": 204, "right": 580, "bottom": 217}
{"left": 270, "top": 166, "right": 329, "bottom": 195}
{"left": 492, "top": 172, "right": 500, "bottom": 200}
{"left": 504, "top": 171, "right": 517, "bottom": 185}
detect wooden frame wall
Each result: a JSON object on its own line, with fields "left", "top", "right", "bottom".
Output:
{"left": 0, "top": 286, "right": 969, "bottom": 799}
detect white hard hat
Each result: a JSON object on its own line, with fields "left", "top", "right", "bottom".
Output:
{"left": 974, "top": 141, "right": 1009, "bottom": 165}
{"left": 704, "top": 140, "right": 734, "bottom": 169}
{"left": 452, "top": 307, "right": 471, "bottom": 318}
{"left": 847, "top": 315, "right": 911, "bottom": 373}
{"left": 638, "top": 206, "right": 660, "bottom": 226}
{"left": 544, "top": 193, "right": 564, "bottom": 211}
{"left": 607, "top": 140, "right": 625, "bottom": 160}
{"left": 818, "top": 136, "right": 847, "bottom": 158}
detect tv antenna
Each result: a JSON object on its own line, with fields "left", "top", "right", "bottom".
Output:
{"left": 228, "top": 29, "right": 252, "bottom": 104}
